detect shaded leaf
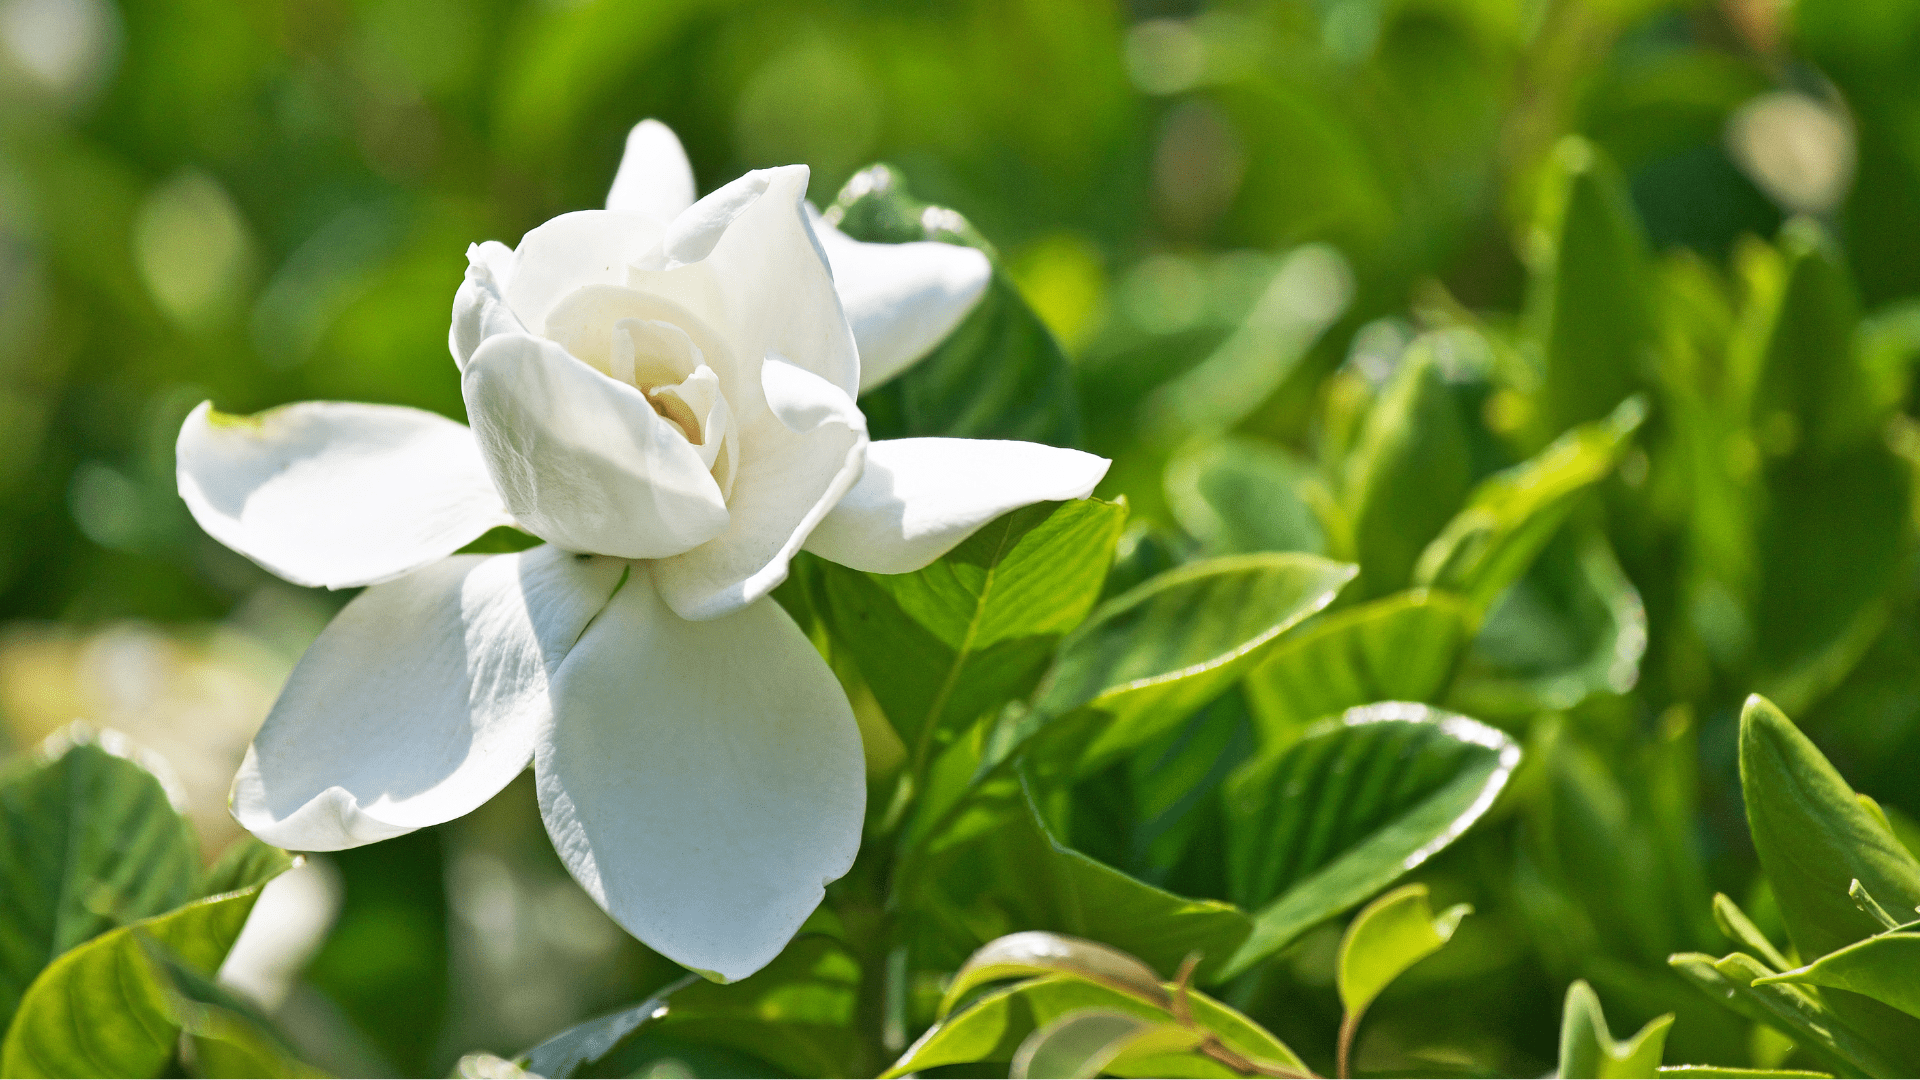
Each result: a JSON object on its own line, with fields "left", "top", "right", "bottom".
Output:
{"left": 1164, "top": 437, "right": 1327, "bottom": 556}
{"left": 515, "top": 974, "right": 695, "bottom": 1079}
{"left": 1243, "top": 589, "right": 1472, "bottom": 746}
{"left": 1, "top": 862, "right": 288, "bottom": 1077}
{"left": 0, "top": 730, "right": 200, "bottom": 1026}
{"left": 1670, "top": 951, "right": 1895, "bottom": 1079}
{"left": 145, "top": 939, "right": 324, "bottom": 1079}
{"left": 833, "top": 164, "right": 1080, "bottom": 445}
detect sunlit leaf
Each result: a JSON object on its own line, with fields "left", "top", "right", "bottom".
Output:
{"left": 146, "top": 939, "right": 323, "bottom": 1079}
{"left": 1010, "top": 1009, "right": 1204, "bottom": 1079}
{"left": 1670, "top": 951, "right": 1898, "bottom": 1079}
{"left": 1758, "top": 934, "right": 1920, "bottom": 1022}
{"left": 1219, "top": 702, "right": 1519, "bottom": 977}
{"left": 1557, "top": 978, "right": 1672, "bottom": 1080}
{"left": 1336, "top": 884, "right": 1471, "bottom": 1021}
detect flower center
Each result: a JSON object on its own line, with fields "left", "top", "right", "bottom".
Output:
{"left": 608, "top": 317, "right": 739, "bottom": 499}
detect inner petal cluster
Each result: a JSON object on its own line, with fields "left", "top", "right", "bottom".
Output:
{"left": 609, "top": 318, "right": 739, "bottom": 500}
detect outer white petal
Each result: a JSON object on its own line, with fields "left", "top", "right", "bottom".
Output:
{"left": 463, "top": 333, "right": 729, "bottom": 560}
{"left": 450, "top": 240, "right": 525, "bottom": 370}
{"left": 652, "top": 358, "right": 867, "bottom": 621}
{"left": 804, "top": 437, "right": 1110, "bottom": 574}
{"left": 811, "top": 216, "right": 992, "bottom": 392}
{"left": 177, "top": 400, "right": 514, "bottom": 590}
{"left": 504, "top": 210, "right": 664, "bottom": 333}
{"left": 232, "top": 547, "right": 625, "bottom": 851}
{"left": 649, "top": 166, "right": 859, "bottom": 400}
{"left": 605, "top": 119, "right": 696, "bottom": 222}
{"left": 535, "top": 568, "right": 864, "bottom": 982}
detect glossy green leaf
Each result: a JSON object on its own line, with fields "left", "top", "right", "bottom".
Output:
{"left": 1, "top": 862, "right": 288, "bottom": 1077}
{"left": 1164, "top": 436, "right": 1327, "bottom": 556}
{"left": 0, "top": 731, "right": 200, "bottom": 1026}
{"left": 514, "top": 974, "right": 695, "bottom": 1079}
{"left": 885, "top": 973, "right": 1305, "bottom": 1079}
{"left": 1336, "top": 883, "right": 1471, "bottom": 1020}
{"left": 1009, "top": 1008, "right": 1205, "bottom": 1079}
{"left": 919, "top": 778, "right": 1252, "bottom": 983}
{"left": 1019, "top": 553, "right": 1356, "bottom": 774}
{"left": 1739, "top": 696, "right": 1920, "bottom": 961}
{"left": 1670, "top": 951, "right": 1896, "bottom": 1079}
{"left": 832, "top": 165, "right": 1080, "bottom": 446}
{"left": 1343, "top": 336, "right": 1478, "bottom": 598}
{"left": 1219, "top": 702, "right": 1519, "bottom": 977}
{"left": 1523, "top": 136, "right": 1656, "bottom": 435}
{"left": 1558, "top": 978, "right": 1673, "bottom": 1079}
{"left": 1414, "top": 396, "right": 1645, "bottom": 615}
{"left": 818, "top": 499, "right": 1126, "bottom": 750}
{"left": 939, "top": 932, "right": 1170, "bottom": 1020}
{"left": 1242, "top": 589, "right": 1472, "bottom": 746}
{"left": 1759, "top": 934, "right": 1920, "bottom": 1021}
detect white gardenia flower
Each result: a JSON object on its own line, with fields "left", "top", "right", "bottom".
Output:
{"left": 174, "top": 121, "right": 1108, "bottom": 983}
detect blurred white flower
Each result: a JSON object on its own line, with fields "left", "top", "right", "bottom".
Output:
{"left": 173, "top": 124, "right": 1108, "bottom": 981}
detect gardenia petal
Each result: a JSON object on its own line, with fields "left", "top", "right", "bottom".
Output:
{"left": 649, "top": 166, "right": 859, "bottom": 402}
{"left": 463, "top": 333, "right": 730, "bottom": 561}
{"left": 653, "top": 357, "right": 866, "bottom": 621}
{"left": 535, "top": 566, "right": 864, "bottom": 982}
{"left": 232, "top": 547, "right": 626, "bottom": 851}
{"left": 450, "top": 240, "right": 524, "bottom": 370}
{"left": 504, "top": 210, "right": 665, "bottom": 333}
{"left": 177, "top": 400, "right": 514, "bottom": 590}
{"left": 811, "top": 216, "right": 993, "bottom": 392}
{"left": 804, "top": 437, "right": 1110, "bottom": 574}
{"left": 605, "top": 119, "right": 695, "bottom": 223}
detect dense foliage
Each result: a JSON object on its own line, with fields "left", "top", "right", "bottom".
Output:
{"left": 4, "top": 0, "right": 1920, "bottom": 1076}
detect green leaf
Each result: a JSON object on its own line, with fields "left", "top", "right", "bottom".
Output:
{"left": 1670, "top": 951, "right": 1896, "bottom": 1079}
{"left": 1522, "top": 137, "right": 1655, "bottom": 435}
{"left": 939, "top": 932, "right": 1170, "bottom": 1020}
{"left": 514, "top": 974, "right": 695, "bottom": 1079}
{"left": 885, "top": 973, "right": 1304, "bottom": 1079}
{"left": 1744, "top": 220, "right": 1876, "bottom": 461}
{"left": 1558, "top": 978, "right": 1673, "bottom": 1079}
{"left": 1343, "top": 335, "right": 1478, "bottom": 598}
{"left": 0, "top": 730, "right": 200, "bottom": 1027}
{"left": 1713, "top": 893, "right": 1794, "bottom": 973}
{"left": 144, "top": 939, "right": 323, "bottom": 1079}
{"left": 1164, "top": 436, "right": 1327, "bottom": 556}
{"left": 1655, "top": 1068, "right": 1831, "bottom": 1079}
{"left": 1019, "top": 553, "right": 1356, "bottom": 774}
{"left": 1758, "top": 934, "right": 1920, "bottom": 1021}
{"left": 1414, "top": 395, "right": 1645, "bottom": 615}
{"left": 831, "top": 165, "right": 1080, "bottom": 446}
{"left": 1446, "top": 527, "right": 1647, "bottom": 718}
{"left": 1242, "top": 589, "right": 1472, "bottom": 746}
{"left": 201, "top": 836, "right": 298, "bottom": 898}
{"left": 918, "top": 778, "right": 1252, "bottom": 983}
{"left": 1739, "top": 695, "right": 1920, "bottom": 962}
{"left": 647, "top": 937, "right": 863, "bottom": 1079}
{"left": 1336, "top": 883, "right": 1471, "bottom": 1021}
{"left": 1, "top": 861, "right": 289, "bottom": 1077}
{"left": 818, "top": 499, "right": 1126, "bottom": 751}
{"left": 1219, "top": 702, "right": 1520, "bottom": 977}
{"left": 1009, "top": 1009, "right": 1206, "bottom": 1079}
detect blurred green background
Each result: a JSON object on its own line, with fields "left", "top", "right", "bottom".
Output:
{"left": 2, "top": 0, "right": 1919, "bottom": 1075}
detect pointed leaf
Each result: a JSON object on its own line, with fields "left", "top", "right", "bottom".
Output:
{"left": 144, "top": 939, "right": 323, "bottom": 1079}
{"left": 1669, "top": 951, "right": 1898, "bottom": 1078}
{"left": 1759, "top": 934, "right": 1920, "bottom": 1021}
{"left": 1337, "top": 884, "right": 1470, "bottom": 1021}
{"left": 818, "top": 499, "right": 1126, "bottom": 748}
{"left": 1220, "top": 703, "right": 1519, "bottom": 977}
{"left": 1558, "top": 979, "right": 1673, "bottom": 1079}
{"left": 940, "top": 932, "right": 1170, "bottom": 1020}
